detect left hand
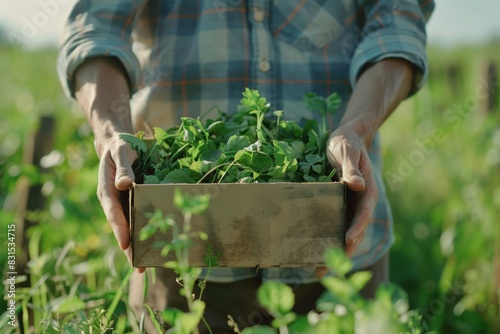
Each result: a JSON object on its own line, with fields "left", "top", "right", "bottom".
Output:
{"left": 314, "top": 58, "right": 414, "bottom": 279}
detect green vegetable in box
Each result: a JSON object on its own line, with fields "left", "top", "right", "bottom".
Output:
{"left": 120, "top": 88, "right": 341, "bottom": 184}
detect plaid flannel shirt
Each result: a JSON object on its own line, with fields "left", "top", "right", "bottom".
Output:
{"left": 58, "top": 0, "right": 434, "bottom": 284}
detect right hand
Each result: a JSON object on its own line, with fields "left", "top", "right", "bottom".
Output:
{"left": 74, "top": 57, "right": 145, "bottom": 272}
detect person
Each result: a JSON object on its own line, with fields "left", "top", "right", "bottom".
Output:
{"left": 58, "top": 1, "right": 434, "bottom": 332}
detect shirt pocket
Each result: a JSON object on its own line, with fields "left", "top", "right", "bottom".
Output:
{"left": 270, "top": 0, "right": 351, "bottom": 51}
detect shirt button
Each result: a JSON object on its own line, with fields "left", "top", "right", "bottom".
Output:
{"left": 259, "top": 60, "right": 270, "bottom": 72}
{"left": 254, "top": 8, "right": 264, "bottom": 23}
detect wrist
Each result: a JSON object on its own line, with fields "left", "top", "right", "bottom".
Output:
{"left": 337, "top": 116, "right": 377, "bottom": 149}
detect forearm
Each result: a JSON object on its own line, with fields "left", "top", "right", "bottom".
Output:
{"left": 339, "top": 58, "right": 414, "bottom": 148}
{"left": 74, "top": 57, "right": 132, "bottom": 158}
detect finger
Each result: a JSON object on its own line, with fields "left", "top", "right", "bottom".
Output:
{"left": 345, "top": 229, "right": 366, "bottom": 257}
{"left": 114, "top": 141, "right": 137, "bottom": 190}
{"left": 315, "top": 267, "right": 328, "bottom": 279}
{"left": 326, "top": 134, "right": 365, "bottom": 192}
{"left": 339, "top": 157, "right": 365, "bottom": 192}
{"left": 123, "top": 244, "right": 146, "bottom": 273}
{"left": 98, "top": 152, "right": 131, "bottom": 252}
{"left": 345, "top": 171, "right": 378, "bottom": 257}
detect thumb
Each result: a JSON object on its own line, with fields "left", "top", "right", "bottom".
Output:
{"left": 114, "top": 143, "right": 137, "bottom": 191}
{"left": 115, "top": 163, "right": 135, "bottom": 190}
{"left": 341, "top": 160, "right": 365, "bottom": 192}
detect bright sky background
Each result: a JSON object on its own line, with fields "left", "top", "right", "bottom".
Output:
{"left": 1, "top": 1, "right": 500, "bottom": 48}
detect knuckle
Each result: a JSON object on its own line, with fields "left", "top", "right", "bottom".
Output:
{"left": 96, "top": 188, "right": 103, "bottom": 202}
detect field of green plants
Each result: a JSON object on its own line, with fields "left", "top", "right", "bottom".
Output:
{"left": 0, "top": 42, "right": 499, "bottom": 333}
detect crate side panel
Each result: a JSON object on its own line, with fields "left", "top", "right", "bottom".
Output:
{"left": 131, "top": 183, "right": 345, "bottom": 267}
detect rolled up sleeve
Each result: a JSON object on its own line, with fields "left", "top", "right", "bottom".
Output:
{"left": 57, "top": 0, "right": 145, "bottom": 97}
{"left": 350, "top": 0, "right": 435, "bottom": 95}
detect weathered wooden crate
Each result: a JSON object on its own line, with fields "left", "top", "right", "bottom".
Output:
{"left": 129, "top": 182, "right": 346, "bottom": 268}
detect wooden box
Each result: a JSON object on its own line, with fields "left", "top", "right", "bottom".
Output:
{"left": 129, "top": 183, "right": 346, "bottom": 268}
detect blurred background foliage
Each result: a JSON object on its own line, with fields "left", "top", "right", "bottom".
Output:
{"left": 0, "top": 37, "right": 499, "bottom": 332}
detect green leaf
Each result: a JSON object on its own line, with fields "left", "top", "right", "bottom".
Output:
{"left": 136, "top": 130, "right": 145, "bottom": 140}
{"left": 223, "top": 135, "right": 251, "bottom": 152}
{"left": 272, "top": 140, "right": 298, "bottom": 179}
{"left": 326, "top": 92, "right": 342, "bottom": 115}
{"left": 178, "top": 300, "right": 205, "bottom": 334}
{"left": 204, "top": 246, "right": 222, "bottom": 267}
{"left": 139, "top": 224, "right": 157, "bottom": 241}
{"left": 234, "top": 150, "right": 273, "bottom": 172}
{"left": 348, "top": 271, "right": 373, "bottom": 292}
{"left": 119, "top": 133, "right": 148, "bottom": 154}
{"left": 236, "top": 170, "right": 254, "bottom": 183}
{"left": 303, "top": 92, "right": 326, "bottom": 116}
{"left": 161, "top": 307, "right": 184, "bottom": 326}
{"left": 162, "top": 169, "right": 196, "bottom": 184}
{"left": 257, "top": 281, "right": 295, "bottom": 317}
{"left": 189, "top": 160, "right": 204, "bottom": 174}
{"left": 317, "top": 278, "right": 360, "bottom": 312}
{"left": 318, "top": 175, "right": 333, "bottom": 182}
{"left": 181, "top": 118, "right": 203, "bottom": 143}
{"left": 299, "top": 153, "right": 324, "bottom": 175}
{"left": 163, "top": 261, "right": 178, "bottom": 269}
{"left": 206, "top": 120, "right": 226, "bottom": 135}
{"left": 305, "top": 312, "right": 343, "bottom": 334}
{"left": 241, "top": 326, "right": 277, "bottom": 334}
{"left": 305, "top": 129, "right": 320, "bottom": 152}
{"left": 355, "top": 302, "right": 403, "bottom": 334}
{"left": 200, "top": 149, "right": 222, "bottom": 162}
{"left": 290, "top": 141, "right": 305, "bottom": 159}
{"left": 241, "top": 88, "right": 268, "bottom": 113}
{"left": 279, "top": 120, "right": 303, "bottom": 138}
{"left": 288, "top": 315, "right": 310, "bottom": 333}
{"left": 161, "top": 244, "right": 172, "bottom": 257}
{"left": 317, "top": 168, "right": 336, "bottom": 182}
{"left": 173, "top": 189, "right": 210, "bottom": 215}
{"left": 375, "top": 283, "right": 410, "bottom": 315}
{"left": 52, "top": 296, "right": 86, "bottom": 313}
{"left": 271, "top": 312, "right": 296, "bottom": 328}
{"left": 153, "top": 126, "right": 169, "bottom": 143}
{"left": 144, "top": 175, "right": 160, "bottom": 184}
{"left": 303, "top": 175, "right": 316, "bottom": 182}
{"left": 324, "top": 248, "right": 352, "bottom": 276}
{"left": 146, "top": 304, "right": 166, "bottom": 332}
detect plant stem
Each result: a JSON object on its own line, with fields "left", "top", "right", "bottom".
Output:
{"left": 180, "top": 212, "right": 200, "bottom": 334}
{"left": 169, "top": 142, "right": 190, "bottom": 164}
{"left": 279, "top": 325, "right": 289, "bottom": 334}
{"left": 321, "top": 118, "right": 327, "bottom": 138}
{"left": 201, "top": 316, "right": 214, "bottom": 334}
{"left": 198, "top": 266, "right": 212, "bottom": 302}
{"left": 197, "top": 162, "right": 234, "bottom": 183}
{"left": 105, "top": 267, "right": 134, "bottom": 325}
{"left": 200, "top": 105, "right": 223, "bottom": 120}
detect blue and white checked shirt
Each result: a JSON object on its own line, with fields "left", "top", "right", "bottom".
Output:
{"left": 58, "top": 0, "right": 434, "bottom": 283}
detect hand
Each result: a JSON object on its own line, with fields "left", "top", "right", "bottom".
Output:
{"left": 96, "top": 134, "right": 145, "bottom": 273}
{"left": 74, "top": 57, "right": 146, "bottom": 273}
{"left": 315, "top": 59, "right": 414, "bottom": 278}
{"left": 326, "top": 125, "right": 379, "bottom": 258}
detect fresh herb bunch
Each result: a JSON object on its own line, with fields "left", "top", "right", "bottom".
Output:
{"left": 120, "top": 88, "right": 341, "bottom": 184}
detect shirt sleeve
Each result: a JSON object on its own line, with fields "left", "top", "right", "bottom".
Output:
{"left": 350, "top": 0, "right": 435, "bottom": 95}
{"left": 57, "top": 0, "right": 146, "bottom": 98}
